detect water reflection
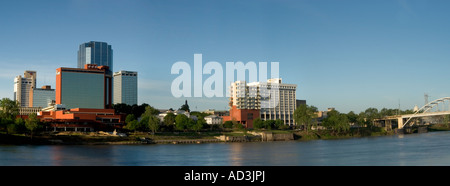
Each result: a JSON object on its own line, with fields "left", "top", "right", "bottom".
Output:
{"left": 47, "top": 145, "right": 115, "bottom": 166}
{"left": 229, "top": 143, "right": 244, "bottom": 166}
{"left": 2, "top": 131, "right": 450, "bottom": 166}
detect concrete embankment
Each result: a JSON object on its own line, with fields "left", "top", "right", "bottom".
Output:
{"left": 212, "top": 132, "right": 294, "bottom": 143}
{"left": 395, "top": 126, "right": 428, "bottom": 134}
{"left": 154, "top": 139, "right": 221, "bottom": 144}
{"left": 249, "top": 132, "right": 294, "bottom": 141}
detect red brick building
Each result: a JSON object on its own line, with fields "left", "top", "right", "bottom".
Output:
{"left": 222, "top": 105, "right": 260, "bottom": 129}
{"left": 39, "top": 108, "right": 124, "bottom": 132}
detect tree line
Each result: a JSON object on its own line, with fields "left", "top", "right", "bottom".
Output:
{"left": 121, "top": 104, "right": 214, "bottom": 134}
{"left": 293, "top": 104, "right": 415, "bottom": 134}
{"left": 1, "top": 96, "right": 419, "bottom": 136}
{"left": 0, "top": 98, "right": 41, "bottom": 138}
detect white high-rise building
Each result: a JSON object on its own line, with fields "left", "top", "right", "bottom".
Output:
{"left": 113, "top": 70, "right": 138, "bottom": 105}
{"left": 14, "top": 71, "right": 37, "bottom": 107}
{"left": 229, "top": 78, "right": 297, "bottom": 126}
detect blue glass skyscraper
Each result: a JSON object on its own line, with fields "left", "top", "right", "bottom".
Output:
{"left": 77, "top": 41, "right": 113, "bottom": 72}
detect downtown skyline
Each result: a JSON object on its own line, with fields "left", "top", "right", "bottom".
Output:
{"left": 2, "top": 0, "right": 450, "bottom": 113}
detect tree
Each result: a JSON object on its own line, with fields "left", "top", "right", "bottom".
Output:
{"left": 0, "top": 98, "right": 19, "bottom": 120}
{"left": 233, "top": 121, "right": 244, "bottom": 130}
{"left": 125, "top": 114, "right": 136, "bottom": 124}
{"left": 25, "top": 113, "right": 40, "bottom": 139}
{"left": 113, "top": 103, "right": 132, "bottom": 114}
{"left": 133, "top": 105, "right": 160, "bottom": 132}
{"left": 179, "top": 100, "right": 190, "bottom": 112}
{"left": 357, "top": 112, "right": 369, "bottom": 127}
{"left": 133, "top": 103, "right": 149, "bottom": 118}
{"left": 113, "top": 103, "right": 150, "bottom": 118}
{"left": 347, "top": 111, "right": 358, "bottom": 125}
{"left": 175, "top": 114, "right": 189, "bottom": 131}
{"left": 124, "top": 120, "right": 139, "bottom": 132}
{"left": 275, "top": 119, "right": 287, "bottom": 130}
{"left": 148, "top": 115, "right": 160, "bottom": 135}
{"left": 322, "top": 110, "right": 350, "bottom": 134}
{"left": 138, "top": 116, "right": 149, "bottom": 131}
{"left": 294, "top": 104, "right": 318, "bottom": 133}
{"left": 143, "top": 105, "right": 160, "bottom": 117}
{"left": 364, "top": 108, "right": 379, "bottom": 129}
{"left": 14, "top": 117, "right": 26, "bottom": 133}
{"left": 263, "top": 120, "right": 275, "bottom": 130}
{"left": 124, "top": 114, "right": 138, "bottom": 132}
{"left": 163, "top": 113, "right": 176, "bottom": 127}
{"left": 223, "top": 121, "right": 233, "bottom": 128}
{"left": 253, "top": 118, "right": 264, "bottom": 129}
{"left": 191, "top": 119, "right": 204, "bottom": 132}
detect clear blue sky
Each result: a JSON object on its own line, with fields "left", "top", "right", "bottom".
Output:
{"left": 1, "top": 0, "right": 450, "bottom": 113}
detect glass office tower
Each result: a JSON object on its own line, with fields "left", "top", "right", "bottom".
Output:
{"left": 77, "top": 41, "right": 113, "bottom": 73}
{"left": 56, "top": 65, "right": 113, "bottom": 109}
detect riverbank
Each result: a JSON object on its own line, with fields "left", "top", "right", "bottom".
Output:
{"left": 2, "top": 125, "right": 450, "bottom": 145}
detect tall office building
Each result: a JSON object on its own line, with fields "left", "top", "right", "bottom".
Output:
{"left": 226, "top": 78, "right": 297, "bottom": 127}
{"left": 29, "top": 85, "right": 55, "bottom": 108}
{"left": 14, "top": 71, "right": 37, "bottom": 107}
{"left": 56, "top": 64, "right": 112, "bottom": 109}
{"left": 77, "top": 41, "right": 113, "bottom": 73}
{"left": 258, "top": 79, "right": 297, "bottom": 126}
{"left": 113, "top": 71, "right": 138, "bottom": 106}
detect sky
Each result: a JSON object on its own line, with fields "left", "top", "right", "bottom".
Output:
{"left": 1, "top": 0, "right": 450, "bottom": 113}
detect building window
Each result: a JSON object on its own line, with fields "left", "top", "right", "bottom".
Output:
{"left": 247, "top": 113, "right": 253, "bottom": 120}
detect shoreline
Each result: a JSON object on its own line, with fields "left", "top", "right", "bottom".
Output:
{"left": 1, "top": 125, "right": 449, "bottom": 146}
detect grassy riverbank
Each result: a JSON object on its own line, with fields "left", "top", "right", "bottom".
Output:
{"left": 294, "top": 127, "right": 396, "bottom": 141}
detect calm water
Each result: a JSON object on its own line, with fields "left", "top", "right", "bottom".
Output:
{"left": 2, "top": 131, "right": 450, "bottom": 166}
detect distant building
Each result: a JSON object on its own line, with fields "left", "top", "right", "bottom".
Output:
{"left": 316, "top": 108, "right": 336, "bottom": 119}
{"left": 296, "top": 100, "right": 306, "bottom": 108}
{"left": 78, "top": 41, "right": 113, "bottom": 73}
{"left": 18, "top": 107, "right": 42, "bottom": 116}
{"left": 204, "top": 115, "right": 223, "bottom": 125}
{"left": 39, "top": 108, "right": 124, "bottom": 132}
{"left": 202, "top": 109, "right": 229, "bottom": 116}
{"left": 56, "top": 64, "right": 112, "bottom": 109}
{"left": 14, "top": 71, "right": 37, "bottom": 107}
{"left": 259, "top": 79, "right": 297, "bottom": 126}
{"left": 113, "top": 70, "right": 138, "bottom": 106}
{"left": 224, "top": 78, "right": 297, "bottom": 128}
{"left": 158, "top": 109, "right": 191, "bottom": 121}
{"left": 29, "top": 85, "right": 55, "bottom": 108}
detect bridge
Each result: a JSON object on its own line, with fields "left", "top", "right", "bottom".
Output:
{"left": 379, "top": 97, "right": 450, "bottom": 129}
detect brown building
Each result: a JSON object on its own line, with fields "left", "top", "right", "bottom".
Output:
{"left": 39, "top": 108, "right": 124, "bottom": 132}
{"left": 222, "top": 105, "right": 260, "bottom": 129}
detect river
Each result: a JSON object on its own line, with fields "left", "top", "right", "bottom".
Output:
{"left": 2, "top": 131, "right": 450, "bottom": 166}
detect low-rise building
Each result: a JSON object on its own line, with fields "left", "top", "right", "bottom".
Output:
{"left": 204, "top": 115, "right": 223, "bottom": 125}
{"left": 39, "top": 108, "right": 124, "bottom": 132}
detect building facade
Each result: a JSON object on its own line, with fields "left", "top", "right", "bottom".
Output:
{"left": 78, "top": 41, "right": 113, "bottom": 73}
{"left": 39, "top": 108, "right": 124, "bottom": 132}
{"left": 14, "top": 71, "right": 37, "bottom": 107}
{"left": 204, "top": 115, "right": 223, "bottom": 125}
{"left": 259, "top": 79, "right": 297, "bottom": 126}
{"left": 29, "top": 85, "right": 55, "bottom": 108}
{"left": 113, "top": 70, "right": 138, "bottom": 105}
{"left": 56, "top": 64, "right": 112, "bottom": 109}
{"left": 225, "top": 78, "right": 297, "bottom": 127}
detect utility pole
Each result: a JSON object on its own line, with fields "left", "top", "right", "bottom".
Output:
{"left": 424, "top": 93, "right": 429, "bottom": 105}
